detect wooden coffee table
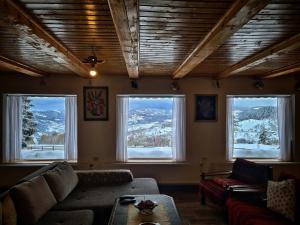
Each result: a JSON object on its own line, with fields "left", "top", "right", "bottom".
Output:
{"left": 108, "top": 194, "right": 182, "bottom": 225}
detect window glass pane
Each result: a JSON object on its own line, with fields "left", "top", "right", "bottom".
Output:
{"left": 21, "top": 97, "right": 65, "bottom": 160}
{"left": 232, "top": 97, "right": 280, "bottom": 159}
{"left": 127, "top": 97, "right": 173, "bottom": 159}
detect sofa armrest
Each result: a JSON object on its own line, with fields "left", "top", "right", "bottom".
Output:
{"left": 75, "top": 169, "right": 134, "bottom": 186}
{"left": 227, "top": 184, "right": 265, "bottom": 192}
{"left": 201, "top": 171, "right": 232, "bottom": 180}
{"left": 227, "top": 184, "right": 267, "bottom": 205}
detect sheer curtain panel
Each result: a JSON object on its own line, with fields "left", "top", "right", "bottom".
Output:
{"left": 116, "top": 96, "right": 129, "bottom": 162}
{"left": 65, "top": 96, "right": 78, "bottom": 161}
{"left": 172, "top": 96, "right": 186, "bottom": 161}
{"left": 278, "top": 96, "right": 294, "bottom": 161}
{"left": 3, "top": 95, "right": 23, "bottom": 162}
{"left": 226, "top": 97, "right": 234, "bottom": 160}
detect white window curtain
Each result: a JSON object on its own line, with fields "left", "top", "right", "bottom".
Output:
{"left": 65, "top": 96, "right": 78, "bottom": 161}
{"left": 277, "top": 96, "right": 293, "bottom": 161}
{"left": 172, "top": 96, "right": 186, "bottom": 161}
{"left": 226, "top": 97, "right": 234, "bottom": 161}
{"left": 116, "top": 96, "right": 129, "bottom": 162}
{"left": 3, "top": 95, "right": 23, "bottom": 163}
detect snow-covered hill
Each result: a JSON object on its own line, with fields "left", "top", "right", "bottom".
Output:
{"left": 32, "top": 110, "right": 65, "bottom": 143}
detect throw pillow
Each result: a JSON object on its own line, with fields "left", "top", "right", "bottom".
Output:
{"left": 10, "top": 175, "right": 57, "bottom": 225}
{"left": 2, "top": 194, "right": 17, "bottom": 225}
{"left": 267, "top": 179, "right": 296, "bottom": 221}
{"left": 44, "top": 161, "right": 78, "bottom": 202}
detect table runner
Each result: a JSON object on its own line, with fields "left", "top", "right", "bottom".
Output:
{"left": 127, "top": 204, "right": 170, "bottom": 225}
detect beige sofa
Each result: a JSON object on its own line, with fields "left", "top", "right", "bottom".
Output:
{"left": 0, "top": 162, "right": 159, "bottom": 225}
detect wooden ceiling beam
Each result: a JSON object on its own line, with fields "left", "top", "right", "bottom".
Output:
{"left": 172, "top": 0, "right": 270, "bottom": 79}
{"left": 0, "top": 0, "right": 90, "bottom": 77}
{"left": 263, "top": 62, "right": 300, "bottom": 79}
{"left": 108, "top": 0, "right": 139, "bottom": 79}
{"left": 218, "top": 33, "right": 300, "bottom": 79}
{"left": 0, "top": 55, "right": 44, "bottom": 77}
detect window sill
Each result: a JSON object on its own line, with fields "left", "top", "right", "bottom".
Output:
{"left": 226, "top": 160, "right": 300, "bottom": 165}
{"left": 113, "top": 160, "right": 189, "bottom": 165}
{"left": 0, "top": 161, "right": 78, "bottom": 167}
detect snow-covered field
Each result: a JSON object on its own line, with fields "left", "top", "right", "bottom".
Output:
{"left": 128, "top": 147, "right": 172, "bottom": 158}
{"left": 21, "top": 145, "right": 64, "bottom": 159}
{"left": 233, "top": 144, "right": 280, "bottom": 158}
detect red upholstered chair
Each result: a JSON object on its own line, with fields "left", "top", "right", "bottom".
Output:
{"left": 199, "top": 158, "right": 272, "bottom": 207}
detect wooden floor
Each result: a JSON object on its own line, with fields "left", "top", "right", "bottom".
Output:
{"left": 161, "top": 189, "right": 226, "bottom": 225}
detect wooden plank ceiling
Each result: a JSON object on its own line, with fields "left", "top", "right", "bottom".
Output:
{"left": 0, "top": 0, "right": 299, "bottom": 79}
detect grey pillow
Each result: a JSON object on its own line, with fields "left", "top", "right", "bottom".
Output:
{"left": 11, "top": 176, "right": 57, "bottom": 225}
{"left": 44, "top": 162, "right": 78, "bottom": 202}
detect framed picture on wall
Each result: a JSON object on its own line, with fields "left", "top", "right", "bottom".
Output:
{"left": 195, "top": 95, "right": 218, "bottom": 121}
{"left": 84, "top": 86, "right": 108, "bottom": 121}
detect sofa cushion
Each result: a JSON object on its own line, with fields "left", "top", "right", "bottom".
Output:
{"left": 267, "top": 179, "right": 296, "bottom": 221}
{"left": 226, "top": 198, "right": 294, "bottom": 225}
{"left": 0, "top": 200, "right": 2, "bottom": 225}
{"left": 10, "top": 176, "right": 57, "bottom": 225}
{"left": 2, "top": 194, "right": 17, "bottom": 225}
{"left": 53, "top": 178, "right": 159, "bottom": 225}
{"left": 231, "top": 158, "right": 272, "bottom": 185}
{"left": 200, "top": 178, "right": 245, "bottom": 205}
{"left": 212, "top": 178, "right": 246, "bottom": 188}
{"left": 44, "top": 162, "right": 78, "bottom": 202}
{"left": 279, "top": 173, "right": 300, "bottom": 223}
{"left": 36, "top": 210, "right": 94, "bottom": 225}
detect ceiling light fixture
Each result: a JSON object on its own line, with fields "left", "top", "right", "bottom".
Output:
{"left": 170, "top": 81, "right": 179, "bottom": 91}
{"left": 254, "top": 79, "right": 264, "bottom": 90}
{"left": 89, "top": 65, "right": 97, "bottom": 77}
{"left": 83, "top": 47, "right": 105, "bottom": 77}
{"left": 131, "top": 79, "right": 138, "bottom": 89}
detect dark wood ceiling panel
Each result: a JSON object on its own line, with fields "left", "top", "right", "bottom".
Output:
{"left": 192, "top": 0, "right": 300, "bottom": 77}
{"left": 18, "top": 0, "right": 127, "bottom": 76}
{"left": 1, "top": 0, "right": 300, "bottom": 78}
{"left": 139, "top": 0, "right": 234, "bottom": 76}
{"left": 234, "top": 48, "right": 300, "bottom": 77}
{"left": 0, "top": 25, "right": 72, "bottom": 75}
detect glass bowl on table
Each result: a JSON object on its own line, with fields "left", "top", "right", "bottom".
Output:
{"left": 134, "top": 200, "right": 158, "bottom": 215}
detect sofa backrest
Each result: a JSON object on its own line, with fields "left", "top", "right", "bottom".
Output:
{"left": 0, "top": 161, "right": 78, "bottom": 225}
{"left": 17, "top": 162, "right": 60, "bottom": 184}
{"left": 231, "top": 158, "right": 273, "bottom": 185}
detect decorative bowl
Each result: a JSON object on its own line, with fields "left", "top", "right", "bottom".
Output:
{"left": 134, "top": 200, "right": 158, "bottom": 215}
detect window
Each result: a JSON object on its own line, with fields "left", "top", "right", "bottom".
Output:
{"left": 227, "top": 96, "right": 294, "bottom": 161}
{"left": 3, "top": 94, "right": 77, "bottom": 163}
{"left": 116, "top": 95, "right": 186, "bottom": 162}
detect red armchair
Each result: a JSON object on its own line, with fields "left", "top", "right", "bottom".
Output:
{"left": 199, "top": 158, "right": 272, "bottom": 207}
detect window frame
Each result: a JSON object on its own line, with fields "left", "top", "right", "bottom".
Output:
{"left": 226, "top": 94, "right": 294, "bottom": 161}
{"left": 2, "top": 93, "right": 78, "bottom": 163}
{"left": 116, "top": 94, "right": 186, "bottom": 162}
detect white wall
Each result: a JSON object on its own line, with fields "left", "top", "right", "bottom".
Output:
{"left": 0, "top": 73, "right": 299, "bottom": 186}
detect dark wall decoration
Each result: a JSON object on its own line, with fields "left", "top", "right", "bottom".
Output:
{"left": 195, "top": 95, "right": 218, "bottom": 121}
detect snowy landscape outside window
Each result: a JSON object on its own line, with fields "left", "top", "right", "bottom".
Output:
{"left": 3, "top": 94, "right": 77, "bottom": 163}
{"left": 116, "top": 95, "right": 186, "bottom": 162}
{"left": 227, "top": 96, "right": 293, "bottom": 161}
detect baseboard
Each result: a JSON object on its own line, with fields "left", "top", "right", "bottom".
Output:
{"left": 158, "top": 184, "right": 199, "bottom": 192}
